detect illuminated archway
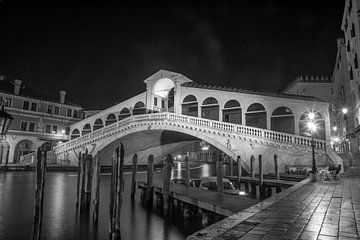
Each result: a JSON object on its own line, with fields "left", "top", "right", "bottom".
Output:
{"left": 271, "top": 107, "right": 295, "bottom": 134}
{"left": 246, "top": 103, "right": 267, "bottom": 129}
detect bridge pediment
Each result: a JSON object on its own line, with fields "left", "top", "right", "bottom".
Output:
{"left": 143, "top": 69, "right": 193, "bottom": 85}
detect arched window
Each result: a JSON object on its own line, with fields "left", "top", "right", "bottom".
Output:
{"left": 71, "top": 129, "right": 80, "bottom": 140}
{"left": 245, "top": 103, "right": 267, "bottom": 129}
{"left": 82, "top": 123, "right": 92, "bottom": 135}
{"left": 201, "top": 97, "right": 219, "bottom": 120}
{"left": 106, "top": 113, "right": 117, "bottom": 126}
{"left": 299, "top": 111, "right": 325, "bottom": 139}
{"left": 93, "top": 118, "right": 104, "bottom": 131}
{"left": 14, "top": 140, "right": 35, "bottom": 164}
{"left": 223, "top": 100, "right": 241, "bottom": 124}
{"left": 271, "top": 107, "right": 295, "bottom": 134}
{"left": 182, "top": 95, "right": 198, "bottom": 117}
{"left": 133, "top": 101, "right": 146, "bottom": 115}
{"left": 119, "top": 108, "right": 131, "bottom": 121}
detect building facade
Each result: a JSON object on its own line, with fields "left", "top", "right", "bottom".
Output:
{"left": 0, "top": 77, "right": 84, "bottom": 164}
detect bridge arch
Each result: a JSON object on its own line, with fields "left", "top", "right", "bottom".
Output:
{"left": 271, "top": 107, "right": 295, "bottom": 134}
{"left": 182, "top": 95, "right": 198, "bottom": 117}
{"left": 299, "top": 111, "right": 325, "bottom": 139}
{"left": 222, "top": 99, "right": 241, "bottom": 124}
{"left": 119, "top": 108, "right": 131, "bottom": 121}
{"left": 133, "top": 101, "right": 146, "bottom": 115}
{"left": 106, "top": 113, "right": 117, "bottom": 126}
{"left": 245, "top": 103, "right": 267, "bottom": 129}
{"left": 71, "top": 129, "right": 80, "bottom": 140}
{"left": 93, "top": 118, "right": 104, "bottom": 131}
{"left": 201, "top": 97, "right": 219, "bottom": 120}
{"left": 82, "top": 123, "right": 92, "bottom": 135}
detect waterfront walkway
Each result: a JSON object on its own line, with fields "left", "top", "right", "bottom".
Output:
{"left": 188, "top": 177, "right": 360, "bottom": 240}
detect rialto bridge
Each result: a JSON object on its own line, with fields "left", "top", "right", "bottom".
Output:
{"left": 53, "top": 70, "right": 342, "bottom": 174}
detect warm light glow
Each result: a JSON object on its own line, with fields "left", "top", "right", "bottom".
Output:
{"left": 239, "top": 191, "right": 247, "bottom": 196}
{"left": 308, "top": 112, "right": 315, "bottom": 121}
{"left": 153, "top": 78, "right": 175, "bottom": 98}
{"left": 342, "top": 108, "right": 348, "bottom": 114}
{"left": 307, "top": 122, "right": 317, "bottom": 132}
{"left": 177, "top": 155, "right": 181, "bottom": 159}
{"left": 334, "top": 137, "right": 340, "bottom": 142}
{"left": 61, "top": 129, "right": 66, "bottom": 134}
{"left": 332, "top": 126, "right": 337, "bottom": 131}
{"left": 52, "top": 131, "right": 56, "bottom": 134}
{"left": 201, "top": 146, "right": 209, "bottom": 151}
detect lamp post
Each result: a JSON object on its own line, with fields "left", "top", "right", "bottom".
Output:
{"left": 307, "top": 112, "right": 318, "bottom": 182}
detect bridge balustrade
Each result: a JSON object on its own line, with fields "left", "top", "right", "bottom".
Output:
{"left": 55, "top": 112, "right": 326, "bottom": 154}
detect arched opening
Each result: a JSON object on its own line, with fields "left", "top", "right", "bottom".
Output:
{"left": 106, "top": 113, "right": 117, "bottom": 126}
{"left": 14, "top": 140, "right": 35, "bottom": 164}
{"left": 182, "top": 95, "right": 198, "bottom": 117}
{"left": 246, "top": 103, "right": 267, "bottom": 129}
{"left": 0, "top": 140, "right": 10, "bottom": 165}
{"left": 118, "top": 108, "right": 131, "bottom": 121}
{"left": 299, "top": 111, "right": 325, "bottom": 139}
{"left": 82, "top": 124, "right": 92, "bottom": 135}
{"left": 153, "top": 78, "right": 175, "bottom": 112}
{"left": 223, "top": 100, "right": 242, "bottom": 124}
{"left": 271, "top": 107, "right": 295, "bottom": 134}
{"left": 93, "top": 119, "right": 104, "bottom": 131}
{"left": 71, "top": 129, "right": 80, "bottom": 140}
{"left": 133, "top": 101, "right": 146, "bottom": 115}
{"left": 201, "top": 97, "right": 219, "bottom": 121}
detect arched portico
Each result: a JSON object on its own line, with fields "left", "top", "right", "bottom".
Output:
{"left": 246, "top": 103, "right": 267, "bottom": 129}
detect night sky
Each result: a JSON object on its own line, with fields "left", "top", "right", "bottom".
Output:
{"left": 0, "top": 0, "right": 344, "bottom": 110}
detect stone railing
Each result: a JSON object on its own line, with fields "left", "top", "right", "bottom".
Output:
{"left": 54, "top": 112, "right": 326, "bottom": 155}
{"left": 19, "top": 152, "right": 36, "bottom": 165}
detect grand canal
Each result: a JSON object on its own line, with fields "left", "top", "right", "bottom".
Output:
{"left": 0, "top": 162, "right": 259, "bottom": 240}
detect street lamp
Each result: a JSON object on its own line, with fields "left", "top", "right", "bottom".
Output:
{"left": 307, "top": 113, "right": 317, "bottom": 181}
{"left": 342, "top": 108, "right": 348, "bottom": 114}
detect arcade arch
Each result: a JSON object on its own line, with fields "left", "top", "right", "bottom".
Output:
{"left": 119, "top": 108, "right": 131, "bottom": 121}
{"left": 246, "top": 103, "right": 267, "bottom": 129}
{"left": 106, "top": 113, "right": 117, "bottom": 126}
{"left": 93, "top": 119, "right": 104, "bottom": 131}
{"left": 299, "top": 111, "right": 325, "bottom": 139}
{"left": 71, "top": 129, "right": 80, "bottom": 140}
{"left": 182, "top": 95, "right": 198, "bottom": 117}
{"left": 14, "top": 139, "right": 35, "bottom": 164}
{"left": 271, "top": 107, "right": 295, "bottom": 134}
{"left": 133, "top": 101, "right": 146, "bottom": 115}
{"left": 201, "top": 97, "right": 219, "bottom": 121}
{"left": 82, "top": 123, "right": 92, "bottom": 135}
{"left": 223, "top": 100, "right": 242, "bottom": 124}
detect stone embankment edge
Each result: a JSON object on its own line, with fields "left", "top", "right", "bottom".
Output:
{"left": 186, "top": 177, "right": 312, "bottom": 240}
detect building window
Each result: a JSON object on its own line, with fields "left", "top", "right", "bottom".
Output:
{"left": 161, "top": 100, "right": 165, "bottom": 109}
{"left": 29, "top": 122, "right": 35, "bottom": 132}
{"left": 52, "top": 125, "right": 58, "bottom": 134}
{"left": 2, "top": 97, "right": 12, "bottom": 107}
{"left": 23, "top": 101, "right": 29, "bottom": 110}
{"left": 21, "top": 121, "right": 28, "bottom": 131}
{"left": 31, "top": 102, "right": 37, "bottom": 111}
{"left": 54, "top": 106, "right": 59, "bottom": 115}
{"left": 65, "top": 127, "right": 70, "bottom": 135}
{"left": 67, "top": 109, "right": 72, "bottom": 117}
{"left": 45, "top": 124, "right": 51, "bottom": 134}
{"left": 154, "top": 97, "right": 158, "bottom": 106}
{"left": 73, "top": 110, "right": 78, "bottom": 118}
{"left": 47, "top": 105, "right": 52, "bottom": 114}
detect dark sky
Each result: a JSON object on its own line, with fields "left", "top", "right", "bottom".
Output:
{"left": 0, "top": 0, "right": 344, "bottom": 109}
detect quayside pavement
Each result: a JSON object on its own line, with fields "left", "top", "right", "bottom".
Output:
{"left": 188, "top": 177, "right": 360, "bottom": 240}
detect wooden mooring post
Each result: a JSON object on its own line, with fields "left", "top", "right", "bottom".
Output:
{"left": 250, "top": 155, "right": 256, "bottom": 196}
{"left": 217, "top": 153, "right": 223, "bottom": 193}
{"left": 131, "top": 154, "right": 138, "bottom": 201}
{"left": 81, "top": 152, "right": 93, "bottom": 212}
{"left": 229, "top": 157, "right": 234, "bottom": 176}
{"left": 184, "top": 156, "right": 190, "bottom": 187}
{"left": 258, "top": 155, "right": 265, "bottom": 198}
{"left": 163, "top": 154, "right": 173, "bottom": 215}
{"left": 76, "top": 151, "right": 82, "bottom": 208}
{"left": 274, "top": 154, "right": 281, "bottom": 193}
{"left": 109, "top": 143, "right": 124, "bottom": 240}
{"left": 146, "top": 155, "right": 154, "bottom": 206}
{"left": 31, "top": 143, "right": 50, "bottom": 240}
{"left": 236, "top": 156, "right": 242, "bottom": 189}
{"left": 92, "top": 152, "right": 100, "bottom": 224}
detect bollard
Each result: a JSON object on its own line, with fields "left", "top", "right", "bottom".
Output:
{"left": 76, "top": 151, "right": 82, "bottom": 208}
{"left": 236, "top": 156, "right": 242, "bottom": 189}
{"left": 229, "top": 157, "right": 234, "bottom": 176}
{"left": 259, "top": 155, "right": 264, "bottom": 198}
{"left": 250, "top": 155, "right": 255, "bottom": 178}
{"left": 184, "top": 156, "right": 190, "bottom": 187}
{"left": 216, "top": 153, "right": 223, "bottom": 193}
{"left": 163, "top": 154, "right": 173, "bottom": 215}
{"left": 274, "top": 154, "right": 279, "bottom": 180}
{"left": 92, "top": 153, "right": 100, "bottom": 224}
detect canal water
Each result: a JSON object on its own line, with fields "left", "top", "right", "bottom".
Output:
{"left": 0, "top": 162, "right": 259, "bottom": 240}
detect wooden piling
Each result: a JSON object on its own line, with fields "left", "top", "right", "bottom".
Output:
{"left": 31, "top": 143, "right": 49, "bottom": 240}
{"left": 146, "top": 155, "right": 154, "bottom": 205}
{"left": 259, "top": 155, "right": 264, "bottom": 198}
{"left": 274, "top": 154, "right": 281, "bottom": 193}
{"left": 76, "top": 151, "right": 82, "bottom": 208}
{"left": 217, "top": 153, "right": 223, "bottom": 193}
{"left": 229, "top": 157, "right": 234, "bottom": 176}
{"left": 92, "top": 153, "right": 100, "bottom": 224}
{"left": 236, "top": 156, "right": 242, "bottom": 189}
{"left": 82, "top": 153, "right": 93, "bottom": 212}
{"left": 163, "top": 154, "right": 173, "bottom": 215}
{"left": 131, "top": 154, "right": 138, "bottom": 201}
{"left": 250, "top": 155, "right": 255, "bottom": 178}
{"left": 109, "top": 151, "right": 116, "bottom": 238}
{"left": 184, "top": 156, "right": 190, "bottom": 187}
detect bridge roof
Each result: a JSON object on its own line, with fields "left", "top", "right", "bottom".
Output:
{"left": 181, "top": 82, "right": 326, "bottom": 102}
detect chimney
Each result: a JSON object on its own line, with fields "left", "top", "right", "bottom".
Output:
{"left": 14, "top": 79, "right": 22, "bottom": 95}
{"left": 59, "top": 90, "right": 66, "bottom": 104}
